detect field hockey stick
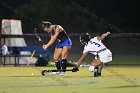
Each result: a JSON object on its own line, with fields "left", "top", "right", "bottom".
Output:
{"left": 27, "top": 28, "right": 44, "bottom": 65}
{"left": 34, "top": 28, "right": 44, "bottom": 45}
{"left": 27, "top": 50, "right": 36, "bottom": 65}
{"left": 41, "top": 69, "right": 78, "bottom": 76}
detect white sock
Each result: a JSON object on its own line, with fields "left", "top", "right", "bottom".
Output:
{"left": 89, "top": 66, "right": 95, "bottom": 72}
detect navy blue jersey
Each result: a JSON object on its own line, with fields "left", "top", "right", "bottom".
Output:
{"left": 52, "top": 25, "right": 69, "bottom": 42}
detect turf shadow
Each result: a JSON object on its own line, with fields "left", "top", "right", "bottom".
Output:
{"left": 109, "top": 85, "right": 140, "bottom": 88}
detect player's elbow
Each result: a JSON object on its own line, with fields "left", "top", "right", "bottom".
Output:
{"left": 51, "top": 37, "right": 57, "bottom": 42}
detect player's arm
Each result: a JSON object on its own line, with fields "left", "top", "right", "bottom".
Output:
{"left": 72, "top": 52, "right": 87, "bottom": 72}
{"left": 97, "top": 32, "right": 110, "bottom": 41}
{"left": 76, "top": 53, "right": 87, "bottom": 67}
{"left": 43, "top": 27, "right": 61, "bottom": 49}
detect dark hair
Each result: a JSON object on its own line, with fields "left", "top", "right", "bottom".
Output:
{"left": 42, "top": 21, "right": 52, "bottom": 28}
{"left": 80, "top": 33, "right": 90, "bottom": 45}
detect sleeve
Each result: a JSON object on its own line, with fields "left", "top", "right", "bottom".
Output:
{"left": 95, "top": 37, "right": 101, "bottom": 42}
{"left": 83, "top": 46, "right": 88, "bottom": 54}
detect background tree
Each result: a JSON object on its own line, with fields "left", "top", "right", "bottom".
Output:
{"left": 0, "top": 0, "right": 139, "bottom": 33}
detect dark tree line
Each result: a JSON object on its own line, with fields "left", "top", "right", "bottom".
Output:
{"left": 0, "top": 0, "right": 139, "bottom": 33}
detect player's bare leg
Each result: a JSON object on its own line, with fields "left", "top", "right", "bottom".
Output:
{"left": 91, "top": 59, "right": 102, "bottom": 67}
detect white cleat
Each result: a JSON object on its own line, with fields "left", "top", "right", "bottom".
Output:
{"left": 52, "top": 72, "right": 60, "bottom": 75}
{"left": 59, "top": 72, "right": 66, "bottom": 76}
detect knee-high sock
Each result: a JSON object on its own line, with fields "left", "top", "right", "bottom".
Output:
{"left": 61, "top": 59, "right": 67, "bottom": 71}
{"left": 98, "top": 63, "right": 103, "bottom": 73}
{"left": 55, "top": 60, "right": 61, "bottom": 71}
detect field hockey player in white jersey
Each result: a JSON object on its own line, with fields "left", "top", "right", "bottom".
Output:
{"left": 72, "top": 32, "right": 112, "bottom": 77}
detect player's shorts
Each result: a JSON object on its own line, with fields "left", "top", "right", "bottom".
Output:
{"left": 56, "top": 38, "right": 72, "bottom": 48}
{"left": 98, "top": 49, "right": 112, "bottom": 63}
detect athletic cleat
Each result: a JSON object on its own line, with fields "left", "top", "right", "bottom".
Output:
{"left": 93, "top": 67, "right": 98, "bottom": 77}
{"left": 94, "top": 72, "right": 98, "bottom": 77}
{"left": 98, "top": 73, "right": 101, "bottom": 76}
{"left": 52, "top": 72, "right": 60, "bottom": 75}
{"left": 94, "top": 73, "right": 102, "bottom": 77}
{"left": 59, "top": 72, "right": 65, "bottom": 76}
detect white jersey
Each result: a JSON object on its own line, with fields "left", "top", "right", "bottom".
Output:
{"left": 83, "top": 37, "right": 112, "bottom": 63}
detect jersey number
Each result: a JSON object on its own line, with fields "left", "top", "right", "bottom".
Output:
{"left": 89, "top": 41, "right": 101, "bottom": 47}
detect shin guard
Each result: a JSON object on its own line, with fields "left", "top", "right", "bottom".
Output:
{"left": 55, "top": 61, "right": 61, "bottom": 71}
{"left": 61, "top": 59, "right": 67, "bottom": 71}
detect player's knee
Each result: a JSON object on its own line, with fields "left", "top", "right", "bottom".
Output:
{"left": 53, "top": 57, "right": 59, "bottom": 62}
{"left": 89, "top": 66, "right": 95, "bottom": 72}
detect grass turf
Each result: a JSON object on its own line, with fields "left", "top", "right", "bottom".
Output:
{"left": 0, "top": 66, "right": 139, "bottom": 93}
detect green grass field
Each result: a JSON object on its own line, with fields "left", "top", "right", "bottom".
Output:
{"left": 0, "top": 66, "right": 140, "bottom": 93}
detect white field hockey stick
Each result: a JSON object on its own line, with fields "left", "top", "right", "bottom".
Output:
{"left": 27, "top": 50, "right": 36, "bottom": 65}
